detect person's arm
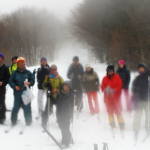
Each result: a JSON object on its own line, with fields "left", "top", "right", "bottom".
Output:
{"left": 126, "top": 70, "right": 131, "bottom": 88}
{"left": 9, "top": 71, "right": 16, "bottom": 89}
{"left": 95, "top": 72, "right": 100, "bottom": 87}
{"left": 42, "top": 76, "right": 49, "bottom": 90}
{"left": 1, "top": 66, "right": 10, "bottom": 87}
{"left": 101, "top": 77, "right": 106, "bottom": 92}
{"left": 28, "top": 71, "right": 35, "bottom": 86}
{"left": 78, "top": 64, "right": 84, "bottom": 76}
{"left": 67, "top": 65, "right": 72, "bottom": 79}
{"left": 132, "top": 76, "right": 138, "bottom": 95}
{"left": 37, "top": 68, "right": 39, "bottom": 82}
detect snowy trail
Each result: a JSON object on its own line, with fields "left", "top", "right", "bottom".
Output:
{"left": 1, "top": 49, "right": 149, "bottom": 150}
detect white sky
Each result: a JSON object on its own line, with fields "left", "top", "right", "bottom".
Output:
{"left": 0, "top": 0, "right": 83, "bottom": 19}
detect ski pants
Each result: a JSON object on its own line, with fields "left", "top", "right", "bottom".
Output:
{"left": 106, "top": 99, "right": 124, "bottom": 128}
{"left": 37, "top": 89, "right": 46, "bottom": 111}
{"left": 57, "top": 117, "right": 71, "bottom": 146}
{"left": 87, "top": 91, "right": 100, "bottom": 114}
{"left": 11, "top": 94, "right": 32, "bottom": 124}
{"left": 122, "top": 89, "right": 131, "bottom": 112}
{"left": 72, "top": 84, "right": 83, "bottom": 111}
{"left": 0, "top": 87, "right": 6, "bottom": 120}
{"left": 133, "top": 99, "right": 150, "bottom": 132}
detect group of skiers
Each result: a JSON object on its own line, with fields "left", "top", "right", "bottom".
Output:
{"left": 0, "top": 52, "right": 150, "bottom": 148}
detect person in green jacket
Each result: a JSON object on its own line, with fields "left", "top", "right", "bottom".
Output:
{"left": 42, "top": 64, "right": 64, "bottom": 126}
{"left": 9, "top": 56, "right": 18, "bottom": 75}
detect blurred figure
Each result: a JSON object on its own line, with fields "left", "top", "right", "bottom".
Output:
{"left": 82, "top": 64, "right": 100, "bottom": 115}
{"left": 132, "top": 63, "right": 150, "bottom": 137}
{"left": 37, "top": 57, "right": 50, "bottom": 116}
{"left": 56, "top": 81, "right": 74, "bottom": 148}
{"left": 67, "top": 56, "right": 84, "bottom": 112}
{"left": 42, "top": 64, "right": 64, "bottom": 126}
{"left": 116, "top": 60, "right": 131, "bottom": 112}
{"left": 101, "top": 65, "right": 125, "bottom": 131}
{"left": 9, "top": 56, "right": 18, "bottom": 75}
{"left": 9, "top": 57, "right": 35, "bottom": 126}
{"left": 0, "top": 53, "right": 9, "bottom": 124}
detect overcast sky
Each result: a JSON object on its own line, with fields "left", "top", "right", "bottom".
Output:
{"left": 0, "top": 0, "right": 83, "bottom": 19}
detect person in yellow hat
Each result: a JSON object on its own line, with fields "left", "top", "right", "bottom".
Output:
{"left": 9, "top": 57, "right": 35, "bottom": 126}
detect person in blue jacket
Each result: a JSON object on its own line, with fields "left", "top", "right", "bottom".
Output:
{"left": 9, "top": 57, "right": 35, "bottom": 126}
{"left": 67, "top": 56, "right": 84, "bottom": 112}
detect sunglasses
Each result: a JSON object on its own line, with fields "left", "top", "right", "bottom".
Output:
{"left": 51, "top": 69, "right": 57, "bottom": 71}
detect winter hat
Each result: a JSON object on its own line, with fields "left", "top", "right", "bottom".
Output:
{"left": 106, "top": 65, "right": 114, "bottom": 72}
{"left": 85, "top": 64, "right": 91, "bottom": 70}
{"left": 41, "top": 57, "right": 47, "bottom": 62}
{"left": 0, "top": 53, "right": 4, "bottom": 61}
{"left": 118, "top": 60, "right": 125, "bottom": 65}
{"left": 73, "top": 56, "right": 79, "bottom": 61}
{"left": 17, "top": 57, "right": 25, "bottom": 63}
{"left": 138, "top": 63, "right": 147, "bottom": 69}
{"left": 12, "top": 56, "right": 18, "bottom": 62}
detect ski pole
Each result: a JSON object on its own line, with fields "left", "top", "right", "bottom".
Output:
{"left": 47, "top": 90, "right": 51, "bottom": 140}
{"left": 148, "top": 76, "right": 150, "bottom": 133}
{"left": 70, "top": 90, "right": 76, "bottom": 148}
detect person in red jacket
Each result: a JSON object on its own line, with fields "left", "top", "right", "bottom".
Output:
{"left": 101, "top": 65, "right": 125, "bottom": 131}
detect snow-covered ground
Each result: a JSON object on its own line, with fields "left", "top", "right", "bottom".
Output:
{"left": 0, "top": 48, "right": 149, "bottom": 150}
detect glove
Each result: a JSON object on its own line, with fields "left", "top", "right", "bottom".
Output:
{"left": 109, "top": 89, "right": 116, "bottom": 96}
{"left": 77, "top": 74, "right": 82, "bottom": 80}
{"left": 104, "top": 86, "right": 110, "bottom": 94}
{"left": 70, "top": 74, "right": 74, "bottom": 80}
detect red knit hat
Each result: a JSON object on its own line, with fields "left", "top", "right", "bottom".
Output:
{"left": 118, "top": 60, "right": 125, "bottom": 65}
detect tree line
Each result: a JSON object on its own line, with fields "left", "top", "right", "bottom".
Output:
{"left": 0, "top": 7, "right": 65, "bottom": 66}
{"left": 69, "top": 0, "right": 150, "bottom": 70}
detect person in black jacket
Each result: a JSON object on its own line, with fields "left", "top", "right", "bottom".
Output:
{"left": 132, "top": 63, "right": 150, "bottom": 135}
{"left": 116, "top": 60, "right": 131, "bottom": 112}
{"left": 37, "top": 57, "right": 50, "bottom": 115}
{"left": 0, "top": 53, "right": 10, "bottom": 124}
{"left": 56, "top": 81, "right": 74, "bottom": 149}
{"left": 67, "top": 56, "right": 84, "bottom": 112}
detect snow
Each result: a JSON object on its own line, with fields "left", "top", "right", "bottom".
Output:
{"left": 0, "top": 48, "right": 149, "bottom": 150}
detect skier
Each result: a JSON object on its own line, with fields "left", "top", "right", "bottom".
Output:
{"left": 82, "top": 64, "right": 100, "bottom": 115}
{"left": 0, "top": 53, "right": 10, "bottom": 124}
{"left": 56, "top": 81, "right": 74, "bottom": 148}
{"left": 42, "top": 64, "right": 64, "bottom": 126}
{"left": 116, "top": 60, "right": 131, "bottom": 112}
{"left": 37, "top": 57, "right": 50, "bottom": 115}
{"left": 9, "top": 56, "right": 18, "bottom": 75}
{"left": 9, "top": 57, "right": 35, "bottom": 125}
{"left": 132, "top": 63, "right": 150, "bottom": 137}
{"left": 101, "top": 65, "right": 125, "bottom": 131}
{"left": 67, "top": 56, "right": 84, "bottom": 112}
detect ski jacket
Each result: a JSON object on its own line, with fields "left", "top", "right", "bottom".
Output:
{"left": 9, "top": 63, "right": 18, "bottom": 75}
{"left": 116, "top": 66, "right": 130, "bottom": 89}
{"left": 0, "top": 63, "right": 10, "bottom": 89}
{"left": 101, "top": 73, "right": 122, "bottom": 103}
{"left": 42, "top": 73, "right": 64, "bottom": 98}
{"left": 82, "top": 68, "right": 100, "bottom": 93}
{"left": 132, "top": 65, "right": 149, "bottom": 101}
{"left": 67, "top": 63, "right": 84, "bottom": 86}
{"left": 9, "top": 68, "right": 35, "bottom": 96}
{"left": 37, "top": 65, "right": 50, "bottom": 89}
{"left": 56, "top": 81, "right": 74, "bottom": 119}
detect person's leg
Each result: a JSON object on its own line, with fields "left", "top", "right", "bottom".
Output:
{"left": 59, "top": 118, "right": 71, "bottom": 147}
{"left": 77, "top": 85, "right": 83, "bottom": 111}
{"left": 87, "top": 92, "right": 95, "bottom": 114}
{"left": 92, "top": 91, "right": 100, "bottom": 114}
{"left": 0, "top": 88, "right": 6, "bottom": 121}
{"left": 133, "top": 100, "right": 143, "bottom": 133}
{"left": 123, "top": 89, "right": 131, "bottom": 112}
{"left": 144, "top": 101, "right": 150, "bottom": 132}
{"left": 114, "top": 99, "right": 125, "bottom": 129}
{"left": 22, "top": 102, "right": 32, "bottom": 125}
{"left": 37, "top": 89, "right": 45, "bottom": 112}
{"left": 108, "top": 114, "right": 115, "bottom": 128}
{"left": 11, "top": 95, "right": 21, "bottom": 124}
